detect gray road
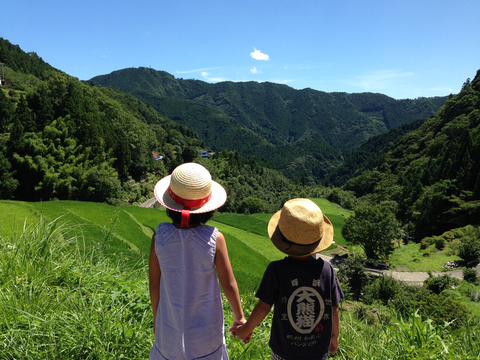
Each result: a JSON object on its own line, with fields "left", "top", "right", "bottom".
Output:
{"left": 140, "top": 197, "right": 157, "bottom": 208}
{"left": 317, "top": 254, "right": 480, "bottom": 285}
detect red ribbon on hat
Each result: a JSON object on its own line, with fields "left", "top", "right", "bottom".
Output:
{"left": 168, "top": 187, "right": 212, "bottom": 228}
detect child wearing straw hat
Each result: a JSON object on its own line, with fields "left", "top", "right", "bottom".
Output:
{"left": 230, "top": 198, "right": 344, "bottom": 360}
{"left": 149, "top": 163, "right": 245, "bottom": 360}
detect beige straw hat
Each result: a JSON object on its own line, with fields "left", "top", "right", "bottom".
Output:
{"left": 268, "top": 198, "right": 334, "bottom": 256}
{"left": 154, "top": 163, "right": 227, "bottom": 214}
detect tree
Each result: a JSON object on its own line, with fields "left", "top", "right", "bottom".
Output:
{"left": 337, "top": 255, "right": 370, "bottom": 301}
{"left": 237, "top": 196, "right": 265, "bottom": 214}
{"left": 0, "top": 134, "right": 19, "bottom": 198}
{"left": 342, "top": 202, "right": 403, "bottom": 260}
{"left": 458, "top": 236, "right": 480, "bottom": 268}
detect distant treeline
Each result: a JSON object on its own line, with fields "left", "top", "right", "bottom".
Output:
{"left": 89, "top": 67, "right": 448, "bottom": 184}
{"left": 1, "top": 37, "right": 479, "bottom": 241}
{"left": 0, "top": 38, "right": 326, "bottom": 212}
{"left": 337, "top": 72, "right": 480, "bottom": 239}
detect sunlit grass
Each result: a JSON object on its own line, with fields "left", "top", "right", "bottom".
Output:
{"left": 1, "top": 201, "right": 480, "bottom": 359}
{"left": 0, "top": 216, "right": 152, "bottom": 359}
{"left": 390, "top": 242, "right": 463, "bottom": 272}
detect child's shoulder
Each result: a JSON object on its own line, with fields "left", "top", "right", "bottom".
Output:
{"left": 156, "top": 222, "right": 173, "bottom": 230}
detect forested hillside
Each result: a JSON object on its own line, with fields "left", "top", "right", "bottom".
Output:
{"left": 324, "top": 117, "right": 428, "bottom": 187}
{"left": 0, "top": 38, "right": 322, "bottom": 212}
{"left": 339, "top": 71, "right": 480, "bottom": 240}
{"left": 0, "top": 38, "right": 202, "bottom": 203}
{"left": 89, "top": 67, "right": 448, "bottom": 183}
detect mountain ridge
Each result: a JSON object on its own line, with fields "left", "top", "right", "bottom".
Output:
{"left": 90, "top": 67, "right": 448, "bottom": 183}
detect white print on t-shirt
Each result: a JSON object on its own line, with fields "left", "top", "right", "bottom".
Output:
{"left": 287, "top": 286, "right": 325, "bottom": 334}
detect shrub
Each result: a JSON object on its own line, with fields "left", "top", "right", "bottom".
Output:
{"left": 434, "top": 237, "right": 445, "bottom": 250}
{"left": 420, "top": 241, "right": 430, "bottom": 250}
{"left": 354, "top": 305, "right": 376, "bottom": 325}
{"left": 417, "top": 292, "right": 468, "bottom": 328}
{"left": 470, "top": 290, "right": 480, "bottom": 302}
{"left": 441, "top": 231, "right": 454, "bottom": 241}
{"left": 337, "top": 256, "right": 372, "bottom": 301}
{"left": 458, "top": 236, "right": 480, "bottom": 268}
{"left": 463, "top": 268, "right": 478, "bottom": 284}
{"left": 326, "top": 187, "right": 357, "bottom": 210}
{"left": 391, "top": 283, "right": 467, "bottom": 329}
{"left": 424, "top": 274, "right": 460, "bottom": 295}
{"left": 237, "top": 196, "right": 265, "bottom": 214}
{"left": 363, "top": 275, "right": 402, "bottom": 305}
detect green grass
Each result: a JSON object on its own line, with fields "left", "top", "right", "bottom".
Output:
{"left": 309, "top": 198, "right": 351, "bottom": 246}
{"left": 0, "top": 216, "right": 153, "bottom": 359}
{"left": 2, "top": 199, "right": 480, "bottom": 359}
{"left": 213, "top": 213, "right": 270, "bottom": 238}
{"left": 0, "top": 200, "right": 162, "bottom": 264}
{"left": 390, "top": 242, "right": 463, "bottom": 272}
{"left": 213, "top": 198, "right": 352, "bottom": 247}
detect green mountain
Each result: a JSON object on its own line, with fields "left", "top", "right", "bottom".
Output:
{"left": 339, "top": 71, "right": 480, "bottom": 239}
{"left": 89, "top": 67, "right": 448, "bottom": 184}
{"left": 0, "top": 38, "right": 310, "bottom": 214}
{"left": 0, "top": 38, "right": 203, "bottom": 203}
{"left": 324, "top": 117, "right": 428, "bottom": 187}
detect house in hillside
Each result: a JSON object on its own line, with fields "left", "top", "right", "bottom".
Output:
{"left": 199, "top": 150, "right": 215, "bottom": 159}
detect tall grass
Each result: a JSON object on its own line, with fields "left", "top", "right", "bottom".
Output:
{"left": 330, "top": 308, "right": 480, "bottom": 360}
{"left": 0, "top": 217, "right": 152, "bottom": 359}
{"left": 2, "top": 203, "right": 480, "bottom": 359}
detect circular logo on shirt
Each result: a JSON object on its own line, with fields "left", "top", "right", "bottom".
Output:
{"left": 287, "top": 286, "right": 325, "bottom": 334}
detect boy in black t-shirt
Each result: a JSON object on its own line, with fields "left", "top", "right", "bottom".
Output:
{"left": 230, "top": 198, "right": 344, "bottom": 360}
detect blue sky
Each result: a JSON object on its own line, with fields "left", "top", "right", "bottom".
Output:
{"left": 2, "top": 0, "right": 479, "bottom": 99}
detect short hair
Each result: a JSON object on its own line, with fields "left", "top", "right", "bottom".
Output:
{"left": 166, "top": 208, "right": 214, "bottom": 225}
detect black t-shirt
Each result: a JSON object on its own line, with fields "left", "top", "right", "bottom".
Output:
{"left": 256, "top": 257, "right": 344, "bottom": 360}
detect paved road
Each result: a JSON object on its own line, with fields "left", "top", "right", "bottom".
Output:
{"left": 317, "top": 254, "right": 480, "bottom": 285}
{"left": 140, "top": 197, "right": 157, "bottom": 208}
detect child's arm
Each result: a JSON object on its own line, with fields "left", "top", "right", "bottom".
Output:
{"left": 149, "top": 234, "right": 161, "bottom": 334}
{"left": 233, "top": 299, "right": 272, "bottom": 344}
{"left": 329, "top": 305, "right": 340, "bottom": 353}
{"left": 215, "top": 232, "right": 245, "bottom": 327}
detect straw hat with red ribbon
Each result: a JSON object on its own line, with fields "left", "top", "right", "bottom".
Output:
{"left": 154, "top": 163, "right": 227, "bottom": 228}
{"left": 268, "top": 198, "right": 334, "bottom": 256}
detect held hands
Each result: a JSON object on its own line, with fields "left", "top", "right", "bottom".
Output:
{"left": 229, "top": 322, "right": 252, "bottom": 344}
{"left": 229, "top": 324, "right": 252, "bottom": 344}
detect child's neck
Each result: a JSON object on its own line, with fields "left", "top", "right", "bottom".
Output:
{"left": 173, "top": 222, "right": 201, "bottom": 229}
{"left": 288, "top": 254, "right": 316, "bottom": 262}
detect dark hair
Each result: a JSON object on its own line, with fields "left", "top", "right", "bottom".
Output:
{"left": 166, "top": 208, "right": 214, "bottom": 226}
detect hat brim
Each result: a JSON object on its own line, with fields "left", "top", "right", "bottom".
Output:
{"left": 267, "top": 209, "right": 334, "bottom": 256}
{"left": 153, "top": 175, "right": 227, "bottom": 213}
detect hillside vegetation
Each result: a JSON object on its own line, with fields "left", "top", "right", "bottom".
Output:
{"left": 0, "top": 38, "right": 335, "bottom": 212}
{"left": 89, "top": 67, "right": 448, "bottom": 183}
{"left": 2, "top": 200, "right": 480, "bottom": 359}
{"left": 0, "top": 38, "right": 206, "bottom": 204}
{"left": 339, "top": 71, "right": 480, "bottom": 240}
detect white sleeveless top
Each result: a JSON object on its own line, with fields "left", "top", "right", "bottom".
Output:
{"left": 150, "top": 223, "right": 228, "bottom": 360}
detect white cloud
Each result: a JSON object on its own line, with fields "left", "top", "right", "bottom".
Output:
{"left": 201, "top": 71, "right": 227, "bottom": 82}
{"left": 250, "top": 48, "right": 270, "bottom": 61}
{"left": 250, "top": 66, "right": 261, "bottom": 74}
